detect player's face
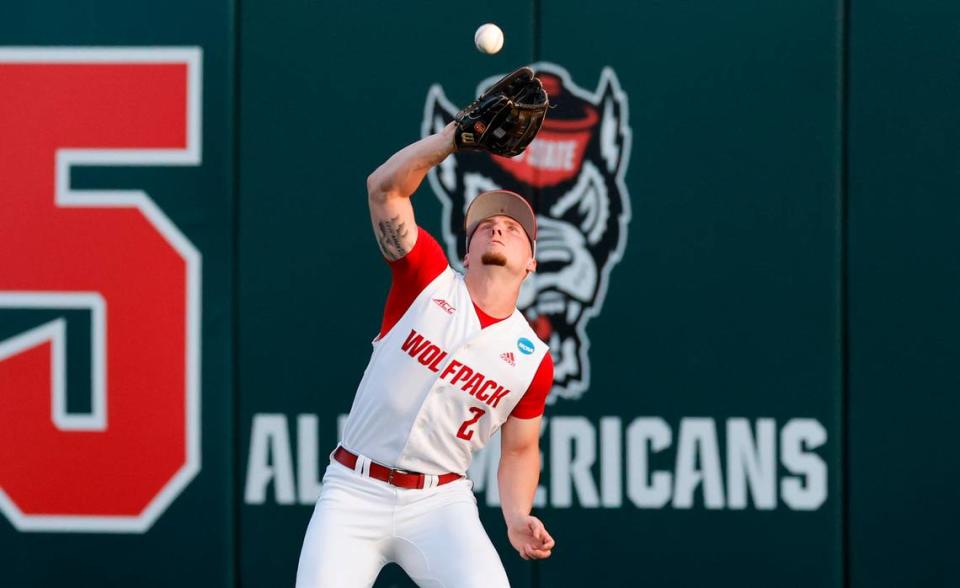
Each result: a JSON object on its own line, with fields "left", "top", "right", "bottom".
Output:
{"left": 465, "top": 215, "right": 535, "bottom": 276}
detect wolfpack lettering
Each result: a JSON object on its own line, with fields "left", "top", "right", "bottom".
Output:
{"left": 401, "top": 329, "right": 511, "bottom": 408}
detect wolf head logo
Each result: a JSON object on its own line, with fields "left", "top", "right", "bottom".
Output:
{"left": 422, "top": 63, "right": 632, "bottom": 401}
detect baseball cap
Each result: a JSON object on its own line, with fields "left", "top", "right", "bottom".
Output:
{"left": 465, "top": 190, "right": 537, "bottom": 254}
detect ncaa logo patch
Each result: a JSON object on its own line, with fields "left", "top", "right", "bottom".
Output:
{"left": 422, "top": 63, "right": 632, "bottom": 402}
{"left": 517, "top": 337, "right": 535, "bottom": 355}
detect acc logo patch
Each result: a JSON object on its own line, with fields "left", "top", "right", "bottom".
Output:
{"left": 423, "top": 63, "right": 632, "bottom": 402}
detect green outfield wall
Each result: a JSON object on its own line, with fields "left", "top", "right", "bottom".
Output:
{"left": 0, "top": 0, "right": 956, "bottom": 586}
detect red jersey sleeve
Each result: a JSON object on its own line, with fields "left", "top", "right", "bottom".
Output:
{"left": 378, "top": 227, "right": 449, "bottom": 338}
{"left": 510, "top": 353, "right": 554, "bottom": 419}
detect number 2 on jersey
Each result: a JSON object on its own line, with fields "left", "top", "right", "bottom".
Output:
{"left": 456, "top": 407, "right": 486, "bottom": 441}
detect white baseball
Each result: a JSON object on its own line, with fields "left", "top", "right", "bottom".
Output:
{"left": 474, "top": 23, "right": 504, "bottom": 55}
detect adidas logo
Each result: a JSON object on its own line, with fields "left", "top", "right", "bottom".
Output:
{"left": 500, "top": 352, "right": 516, "bottom": 367}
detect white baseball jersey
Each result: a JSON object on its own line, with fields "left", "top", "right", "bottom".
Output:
{"left": 341, "top": 266, "right": 549, "bottom": 475}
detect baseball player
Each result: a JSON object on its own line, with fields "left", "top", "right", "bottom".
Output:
{"left": 296, "top": 69, "right": 552, "bottom": 587}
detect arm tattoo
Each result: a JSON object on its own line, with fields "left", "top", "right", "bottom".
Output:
{"left": 377, "top": 215, "right": 410, "bottom": 261}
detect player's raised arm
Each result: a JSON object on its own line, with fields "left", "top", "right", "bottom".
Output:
{"left": 366, "top": 122, "right": 457, "bottom": 261}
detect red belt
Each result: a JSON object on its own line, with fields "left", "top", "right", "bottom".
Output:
{"left": 333, "top": 446, "right": 462, "bottom": 490}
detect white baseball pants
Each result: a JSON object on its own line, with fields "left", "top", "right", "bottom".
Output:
{"left": 295, "top": 459, "right": 511, "bottom": 588}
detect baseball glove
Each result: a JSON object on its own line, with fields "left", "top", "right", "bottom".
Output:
{"left": 454, "top": 66, "right": 549, "bottom": 157}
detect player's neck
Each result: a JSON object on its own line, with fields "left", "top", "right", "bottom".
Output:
{"left": 464, "top": 267, "right": 520, "bottom": 319}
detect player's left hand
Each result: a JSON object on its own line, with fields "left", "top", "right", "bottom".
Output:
{"left": 507, "top": 515, "right": 555, "bottom": 560}
{"left": 453, "top": 66, "right": 549, "bottom": 158}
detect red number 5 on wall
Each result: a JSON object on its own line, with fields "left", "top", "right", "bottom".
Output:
{"left": 0, "top": 48, "right": 202, "bottom": 532}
